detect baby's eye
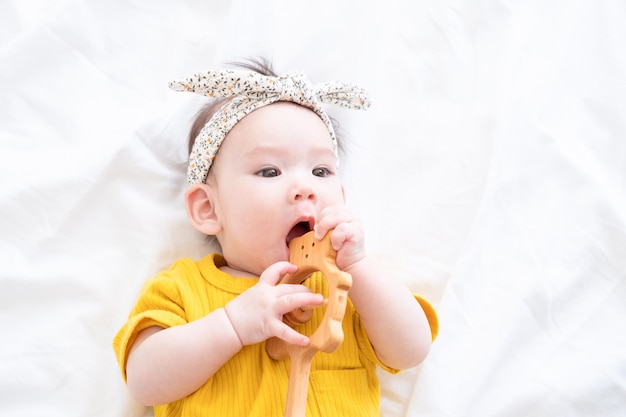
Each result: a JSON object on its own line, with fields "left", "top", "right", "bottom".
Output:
{"left": 256, "top": 167, "right": 281, "bottom": 178}
{"left": 312, "top": 167, "right": 332, "bottom": 177}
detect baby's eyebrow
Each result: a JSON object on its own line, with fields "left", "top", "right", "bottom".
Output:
{"left": 240, "top": 146, "right": 286, "bottom": 162}
{"left": 243, "top": 145, "right": 284, "bottom": 156}
{"left": 243, "top": 146, "right": 336, "bottom": 160}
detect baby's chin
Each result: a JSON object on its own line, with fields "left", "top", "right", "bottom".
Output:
{"left": 245, "top": 252, "right": 292, "bottom": 277}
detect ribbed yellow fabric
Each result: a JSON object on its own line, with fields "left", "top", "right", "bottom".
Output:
{"left": 113, "top": 254, "right": 437, "bottom": 417}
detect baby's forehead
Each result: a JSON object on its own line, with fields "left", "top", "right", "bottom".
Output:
{"left": 220, "top": 102, "right": 335, "bottom": 155}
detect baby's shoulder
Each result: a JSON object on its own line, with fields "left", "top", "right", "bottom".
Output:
{"left": 145, "top": 256, "right": 206, "bottom": 287}
{"left": 156, "top": 253, "right": 223, "bottom": 283}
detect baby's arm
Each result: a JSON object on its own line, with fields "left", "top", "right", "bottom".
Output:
{"left": 343, "top": 258, "right": 432, "bottom": 369}
{"left": 125, "top": 261, "right": 323, "bottom": 406}
{"left": 315, "top": 207, "right": 432, "bottom": 370}
{"left": 126, "top": 309, "right": 240, "bottom": 406}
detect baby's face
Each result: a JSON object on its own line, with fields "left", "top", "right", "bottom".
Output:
{"left": 208, "top": 102, "right": 345, "bottom": 276}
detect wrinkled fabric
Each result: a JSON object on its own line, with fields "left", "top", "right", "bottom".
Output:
{"left": 1, "top": 1, "right": 625, "bottom": 417}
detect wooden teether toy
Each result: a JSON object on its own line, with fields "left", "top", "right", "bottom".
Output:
{"left": 266, "top": 230, "right": 352, "bottom": 417}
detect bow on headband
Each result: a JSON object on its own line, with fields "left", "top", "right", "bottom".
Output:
{"left": 169, "top": 69, "right": 371, "bottom": 184}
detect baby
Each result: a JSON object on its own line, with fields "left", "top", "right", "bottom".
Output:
{"left": 113, "top": 57, "right": 438, "bottom": 417}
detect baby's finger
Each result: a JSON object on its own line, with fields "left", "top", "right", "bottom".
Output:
{"left": 329, "top": 221, "right": 363, "bottom": 251}
{"left": 329, "top": 225, "right": 348, "bottom": 251}
{"left": 273, "top": 282, "right": 315, "bottom": 297}
{"left": 258, "top": 261, "right": 297, "bottom": 286}
{"left": 277, "top": 291, "right": 324, "bottom": 315}
{"left": 271, "top": 322, "right": 311, "bottom": 346}
{"left": 314, "top": 206, "right": 354, "bottom": 240}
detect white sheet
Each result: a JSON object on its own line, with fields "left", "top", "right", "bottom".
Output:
{"left": 1, "top": 1, "right": 625, "bottom": 416}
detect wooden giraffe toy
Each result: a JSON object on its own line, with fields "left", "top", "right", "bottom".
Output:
{"left": 266, "top": 230, "right": 352, "bottom": 417}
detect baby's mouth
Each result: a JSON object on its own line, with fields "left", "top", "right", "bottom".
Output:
{"left": 286, "top": 221, "right": 313, "bottom": 246}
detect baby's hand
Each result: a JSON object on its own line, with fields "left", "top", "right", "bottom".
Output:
{"left": 314, "top": 205, "right": 366, "bottom": 271}
{"left": 224, "top": 262, "right": 323, "bottom": 347}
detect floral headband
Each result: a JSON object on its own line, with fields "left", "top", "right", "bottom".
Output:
{"left": 168, "top": 69, "right": 371, "bottom": 184}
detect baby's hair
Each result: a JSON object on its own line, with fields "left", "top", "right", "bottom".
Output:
{"left": 186, "top": 56, "right": 344, "bottom": 165}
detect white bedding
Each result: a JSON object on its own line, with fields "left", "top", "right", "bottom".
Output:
{"left": 1, "top": 1, "right": 625, "bottom": 416}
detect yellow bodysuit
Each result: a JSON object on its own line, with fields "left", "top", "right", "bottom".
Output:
{"left": 113, "top": 254, "right": 438, "bottom": 417}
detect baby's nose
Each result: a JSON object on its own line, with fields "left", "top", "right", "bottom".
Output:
{"left": 292, "top": 182, "right": 317, "bottom": 202}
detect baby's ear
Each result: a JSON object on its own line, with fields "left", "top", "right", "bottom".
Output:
{"left": 185, "top": 184, "right": 221, "bottom": 235}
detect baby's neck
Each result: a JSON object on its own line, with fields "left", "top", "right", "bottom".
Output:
{"left": 219, "top": 264, "right": 258, "bottom": 279}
